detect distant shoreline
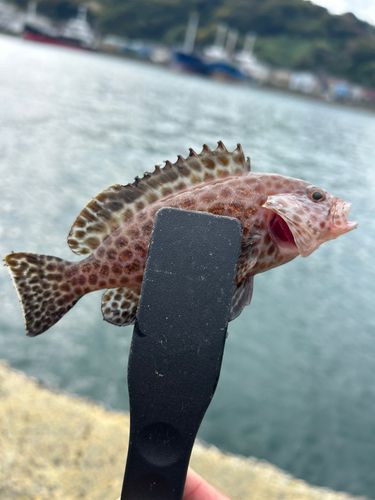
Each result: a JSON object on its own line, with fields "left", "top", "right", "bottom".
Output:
{"left": 98, "top": 44, "right": 375, "bottom": 116}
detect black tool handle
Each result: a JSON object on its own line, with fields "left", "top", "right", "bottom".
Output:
{"left": 120, "top": 208, "right": 242, "bottom": 500}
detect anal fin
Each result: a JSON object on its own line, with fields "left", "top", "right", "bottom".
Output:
{"left": 101, "top": 287, "right": 139, "bottom": 327}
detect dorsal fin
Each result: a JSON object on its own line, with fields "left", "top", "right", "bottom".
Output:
{"left": 67, "top": 142, "right": 251, "bottom": 255}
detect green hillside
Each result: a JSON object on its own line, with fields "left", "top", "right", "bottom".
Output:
{"left": 12, "top": 0, "right": 375, "bottom": 86}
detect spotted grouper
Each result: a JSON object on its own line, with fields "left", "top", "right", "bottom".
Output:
{"left": 5, "top": 142, "right": 357, "bottom": 337}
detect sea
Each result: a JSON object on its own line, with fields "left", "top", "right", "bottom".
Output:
{"left": 1, "top": 34, "right": 375, "bottom": 498}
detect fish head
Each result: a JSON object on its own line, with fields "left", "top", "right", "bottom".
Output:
{"left": 263, "top": 185, "right": 357, "bottom": 258}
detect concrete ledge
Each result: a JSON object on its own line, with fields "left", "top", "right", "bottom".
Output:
{"left": 0, "top": 360, "right": 365, "bottom": 500}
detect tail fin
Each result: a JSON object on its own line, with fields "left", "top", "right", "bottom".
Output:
{"left": 4, "top": 252, "right": 82, "bottom": 337}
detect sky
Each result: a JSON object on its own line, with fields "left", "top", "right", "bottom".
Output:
{"left": 312, "top": 0, "right": 375, "bottom": 25}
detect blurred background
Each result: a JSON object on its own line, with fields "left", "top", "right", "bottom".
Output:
{"left": 0, "top": 0, "right": 375, "bottom": 498}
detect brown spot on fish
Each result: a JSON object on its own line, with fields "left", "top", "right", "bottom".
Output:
{"left": 125, "top": 260, "right": 141, "bottom": 274}
{"left": 82, "top": 263, "right": 92, "bottom": 274}
{"left": 201, "top": 193, "right": 217, "bottom": 203}
{"left": 65, "top": 266, "right": 79, "bottom": 279}
{"left": 96, "top": 247, "right": 105, "bottom": 258}
{"left": 85, "top": 237, "right": 101, "bottom": 250}
{"left": 81, "top": 208, "right": 96, "bottom": 223}
{"left": 146, "top": 193, "right": 158, "bottom": 203}
{"left": 122, "top": 209, "right": 134, "bottom": 222}
{"left": 26, "top": 255, "right": 39, "bottom": 265}
{"left": 100, "top": 265, "right": 110, "bottom": 277}
{"left": 135, "top": 243, "right": 147, "bottom": 258}
{"left": 92, "top": 260, "right": 101, "bottom": 270}
{"left": 202, "top": 158, "right": 215, "bottom": 170}
{"left": 228, "top": 202, "right": 244, "bottom": 215}
{"left": 254, "top": 184, "right": 265, "bottom": 193}
{"left": 217, "top": 155, "right": 229, "bottom": 166}
{"left": 188, "top": 160, "right": 202, "bottom": 172}
{"left": 176, "top": 182, "right": 187, "bottom": 191}
{"left": 47, "top": 273, "right": 63, "bottom": 282}
{"left": 115, "top": 237, "right": 128, "bottom": 249}
{"left": 181, "top": 197, "right": 196, "bottom": 209}
{"left": 112, "top": 264, "right": 123, "bottom": 276}
{"left": 220, "top": 187, "right": 232, "bottom": 198}
{"left": 107, "top": 249, "right": 117, "bottom": 261}
{"left": 162, "top": 187, "right": 173, "bottom": 197}
{"left": 237, "top": 187, "right": 251, "bottom": 197}
{"left": 128, "top": 226, "right": 140, "bottom": 239}
{"left": 119, "top": 249, "right": 133, "bottom": 262}
{"left": 142, "top": 221, "right": 153, "bottom": 236}
{"left": 166, "top": 170, "right": 179, "bottom": 181}
{"left": 88, "top": 223, "right": 106, "bottom": 234}
{"left": 211, "top": 203, "right": 225, "bottom": 216}
{"left": 88, "top": 274, "right": 97, "bottom": 285}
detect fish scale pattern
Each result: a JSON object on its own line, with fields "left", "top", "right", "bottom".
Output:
{"left": 101, "top": 288, "right": 140, "bottom": 327}
{"left": 67, "top": 142, "right": 250, "bottom": 256}
{"left": 4, "top": 253, "right": 81, "bottom": 335}
{"left": 5, "top": 142, "right": 357, "bottom": 336}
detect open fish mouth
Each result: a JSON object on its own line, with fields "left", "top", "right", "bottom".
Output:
{"left": 269, "top": 213, "right": 298, "bottom": 252}
{"left": 331, "top": 201, "right": 358, "bottom": 234}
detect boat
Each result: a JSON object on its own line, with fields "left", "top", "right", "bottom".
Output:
{"left": 172, "top": 51, "right": 211, "bottom": 75}
{"left": 172, "top": 13, "right": 211, "bottom": 75}
{"left": 203, "top": 25, "right": 249, "bottom": 82}
{"left": 23, "top": 3, "right": 97, "bottom": 51}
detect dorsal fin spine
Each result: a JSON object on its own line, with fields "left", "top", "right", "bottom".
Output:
{"left": 216, "top": 141, "right": 228, "bottom": 153}
{"left": 68, "top": 142, "right": 251, "bottom": 256}
{"left": 202, "top": 144, "right": 213, "bottom": 155}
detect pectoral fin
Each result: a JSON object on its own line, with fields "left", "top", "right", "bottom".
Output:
{"left": 229, "top": 276, "right": 254, "bottom": 321}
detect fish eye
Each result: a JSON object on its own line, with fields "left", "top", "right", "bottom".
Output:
{"left": 307, "top": 188, "right": 325, "bottom": 202}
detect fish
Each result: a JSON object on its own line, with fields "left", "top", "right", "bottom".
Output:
{"left": 4, "top": 142, "right": 357, "bottom": 337}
